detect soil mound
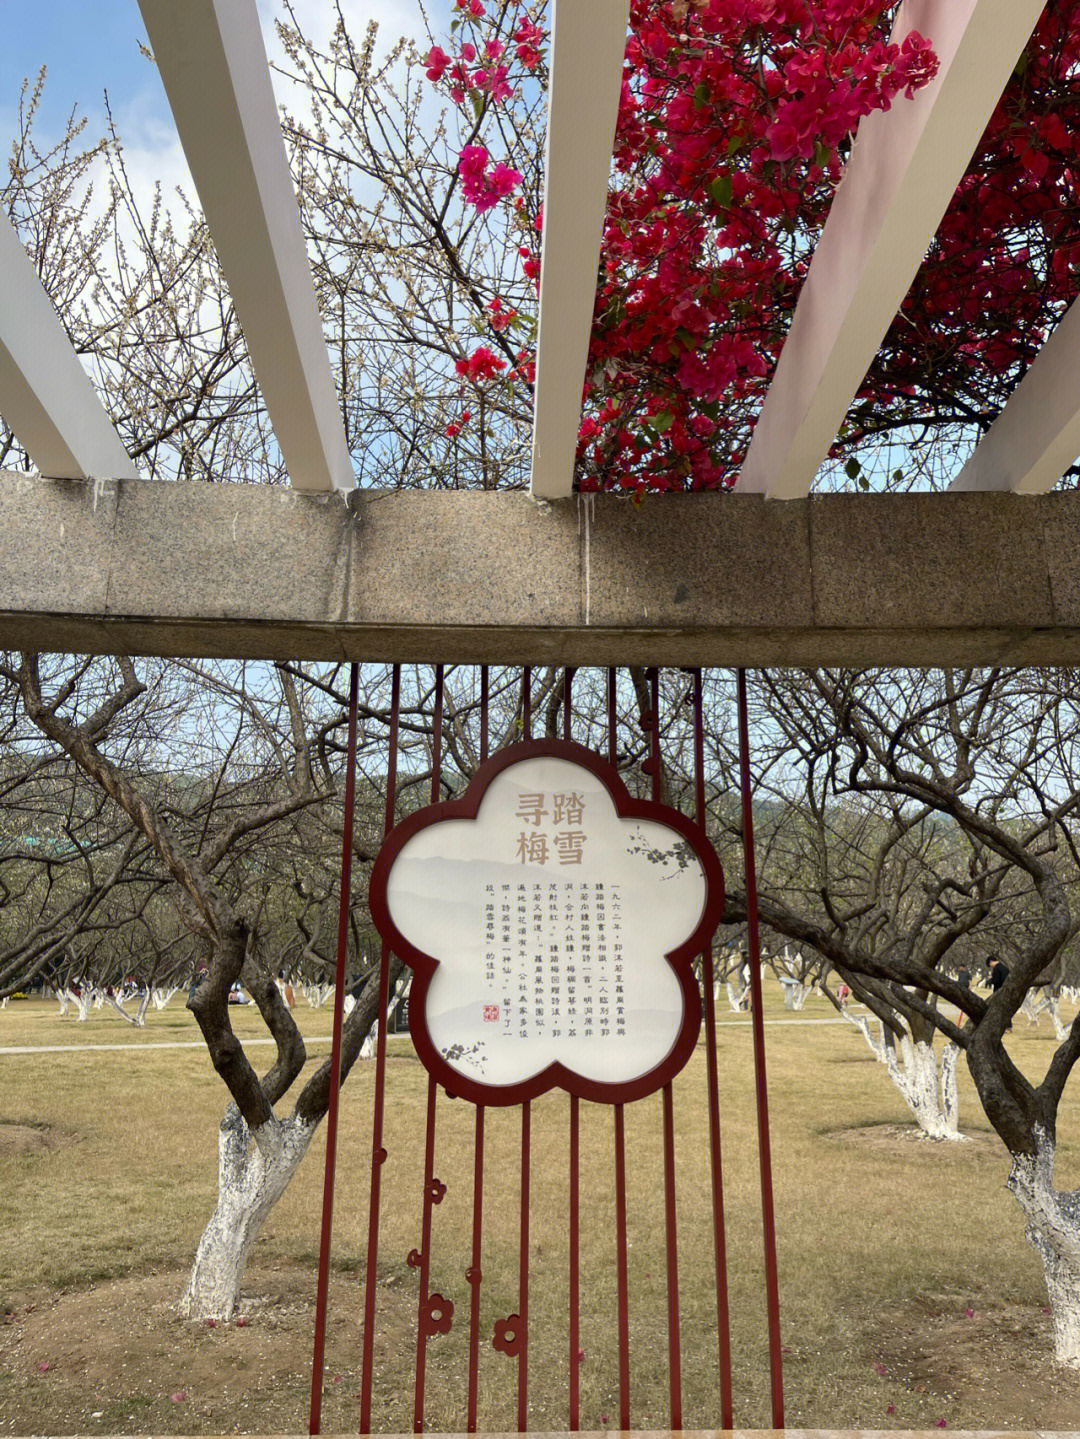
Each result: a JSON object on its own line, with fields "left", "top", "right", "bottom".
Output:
{"left": 0, "top": 1121, "right": 59, "bottom": 1157}
{"left": 827, "top": 1122, "right": 997, "bottom": 1155}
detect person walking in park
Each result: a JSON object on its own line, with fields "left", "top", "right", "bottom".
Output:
{"left": 987, "top": 955, "right": 1011, "bottom": 1030}
{"left": 956, "top": 964, "right": 971, "bottom": 1026}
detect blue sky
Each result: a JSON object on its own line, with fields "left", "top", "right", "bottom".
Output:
{"left": 1, "top": 0, "right": 424, "bottom": 210}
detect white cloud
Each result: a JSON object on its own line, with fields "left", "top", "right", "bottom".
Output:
{"left": 382, "top": 752, "right": 713, "bottom": 1100}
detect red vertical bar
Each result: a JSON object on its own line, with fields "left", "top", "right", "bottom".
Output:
{"left": 518, "top": 1100, "right": 531, "bottom": 1433}
{"left": 467, "top": 665, "right": 489, "bottom": 1434}
{"left": 613, "top": 1104, "right": 631, "bottom": 1430}
{"left": 413, "top": 1075, "right": 439, "bottom": 1433}
{"left": 650, "top": 668, "right": 683, "bottom": 1430}
{"left": 466, "top": 1104, "right": 485, "bottom": 1433}
{"left": 359, "top": 666, "right": 402, "bottom": 1435}
{"left": 568, "top": 1094, "right": 581, "bottom": 1432}
{"left": 609, "top": 667, "right": 631, "bottom": 1429}
{"left": 694, "top": 670, "right": 734, "bottom": 1430}
{"left": 413, "top": 666, "right": 445, "bottom": 1435}
{"left": 693, "top": 670, "right": 736, "bottom": 1427}
{"left": 737, "top": 667, "right": 785, "bottom": 1429}
{"left": 431, "top": 666, "right": 444, "bottom": 801}
{"left": 517, "top": 664, "right": 532, "bottom": 1433}
{"left": 309, "top": 662, "right": 360, "bottom": 1436}
{"left": 480, "top": 665, "right": 490, "bottom": 764}
{"left": 661, "top": 1085, "right": 682, "bottom": 1428}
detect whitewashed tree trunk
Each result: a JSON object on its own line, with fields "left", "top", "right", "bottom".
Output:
{"left": 104, "top": 990, "right": 151, "bottom": 1027}
{"left": 844, "top": 1013, "right": 962, "bottom": 1139}
{"left": 56, "top": 989, "right": 72, "bottom": 1017}
{"left": 940, "top": 1039, "right": 960, "bottom": 1136}
{"left": 180, "top": 1106, "right": 317, "bottom": 1321}
{"left": 1023, "top": 991, "right": 1069, "bottom": 1041}
{"left": 74, "top": 989, "right": 92, "bottom": 1022}
{"left": 725, "top": 981, "right": 745, "bottom": 1013}
{"left": 92, "top": 988, "right": 105, "bottom": 1010}
{"left": 1008, "top": 1130, "right": 1080, "bottom": 1367}
{"left": 1048, "top": 995, "right": 1069, "bottom": 1042}
{"left": 360, "top": 976, "right": 410, "bottom": 1059}
{"left": 151, "top": 986, "right": 180, "bottom": 1011}
{"left": 301, "top": 982, "right": 333, "bottom": 1009}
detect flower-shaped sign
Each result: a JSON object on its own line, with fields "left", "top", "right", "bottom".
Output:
{"left": 369, "top": 739, "right": 724, "bottom": 1106}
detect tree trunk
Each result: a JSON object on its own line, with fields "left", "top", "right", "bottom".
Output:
{"left": 725, "top": 981, "right": 745, "bottom": 1013}
{"left": 845, "top": 1013, "right": 962, "bottom": 1140}
{"left": 940, "top": 1039, "right": 960, "bottom": 1136}
{"left": 180, "top": 1105, "right": 317, "bottom": 1321}
{"left": 1008, "top": 1131, "right": 1080, "bottom": 1367}
{"left": 360, "top": 975, "right": 410, "bottom": 1059}
{"left": 1048, "top": 994, "right": 1068, "bottom": 1042}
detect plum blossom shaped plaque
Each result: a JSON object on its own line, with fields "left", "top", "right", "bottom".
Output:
{"left": 369, "top": 739, "right": 724, "bottom": 1106}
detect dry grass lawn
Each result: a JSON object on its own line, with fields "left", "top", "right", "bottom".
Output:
{"left": 1, "top": 989, "right": 1079, "bottom": 1433}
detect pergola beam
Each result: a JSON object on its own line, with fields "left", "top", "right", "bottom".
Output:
{"left": 0, "top": 211, "right": 137, "bottom": 482}
{"left": 529, "top": 0, "right": 629, "bottom": 500}
{"left": 951, "top": 296, "right": 1080, "bottom": 493}
{"left": 5, "top": 473, "right": 1080, "bottom": 668}
{"left": 137, "top": 0, "right": 354, "bottom": 493}
{"left": 737, "top": 0, "right": 1046, "bottom": 499}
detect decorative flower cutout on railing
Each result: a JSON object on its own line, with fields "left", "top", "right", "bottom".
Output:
{"left": 407, "top": 1248, "right": 423, "bottom": 1270}
{"left": 429, "top": 1178, "right": 447, "bottom": 1204}
{"left": 370, "top": 739, "right": 724, "bottom": 1108}
{"left": 492, "top": 1312, "right": 524, "bottom": 1357}
{"left": 423, "top": 1293, "right": 454, "bottom": 1338}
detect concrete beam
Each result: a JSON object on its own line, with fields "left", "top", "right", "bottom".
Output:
{"left": 4, "top": 471, "right": 1080, "bottom": 667}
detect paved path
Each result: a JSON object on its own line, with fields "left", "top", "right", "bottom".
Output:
{"left": 716, "top": 1016, "right": 847, "bottom": 1026}
{"left": 0, "top": 1035, "right": 335, "bottom": 1055}
{"left": 0, "top": 1016, "right": 850, "bottom": 1055}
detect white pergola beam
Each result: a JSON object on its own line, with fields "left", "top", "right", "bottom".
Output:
{"left": 137, "top": 0, "right": 353, "bottom": 493}
{"left": 737, "top": 0, "right": 1046, "bottom": 499}
{"left": 951, "top": 298, "right": 1080, "bottom": 493}
{"left": 0, "top": 210, "right": 137, "bottom": 481}
{"left": 529, "top": 0, "right": 629, "bottom": 500}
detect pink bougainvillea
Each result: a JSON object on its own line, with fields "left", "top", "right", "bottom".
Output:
{"left": 456, "top": 346, "right": 508, "bottom": 383}
{"left": 425, "top": 0, "right": 1080, "bottom": 491}
{"left": 458, "top": 146, "right": 523, "bottom": 212}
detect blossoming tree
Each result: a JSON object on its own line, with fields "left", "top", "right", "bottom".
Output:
{"left": 413, "top": 0, "right": 1080, "bottom": 493}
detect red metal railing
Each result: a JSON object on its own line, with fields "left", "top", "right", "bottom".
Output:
{"left": 466, "top": 665, "right": 490, "bottom": 1435}
{"left": 738, "top": 667, "right": 785, "bottom": 1429}
{"left": 694, "top": 667, "right": 735, "bottom": 1430}
{"left": 413, "top": 666, "right": 446, "bottom": 1434}
{"left": 308, "top": 662, "right": 360, "bottom": 1436}
{"left": 311, "top": 665, "right": 782, "bottom": 1435}
{"left": 358, "top": 665, "right": 402, "bottom": 1433}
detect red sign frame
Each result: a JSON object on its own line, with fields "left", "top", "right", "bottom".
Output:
{"left": 368, "top": 737, "right": 725, "bottom": 1107}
